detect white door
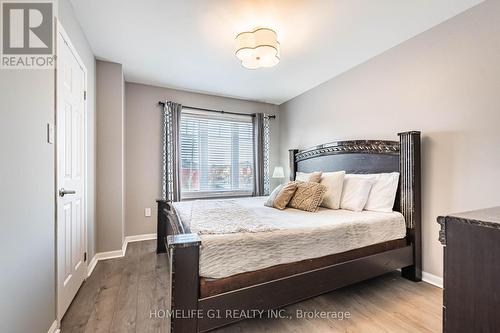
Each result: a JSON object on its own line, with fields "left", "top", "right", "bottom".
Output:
{"left": 56, "top": 23, "right": 87, "bottom": 320}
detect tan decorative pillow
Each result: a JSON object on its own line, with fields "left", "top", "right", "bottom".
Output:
{"left": 289, "top": 182, "right": 327, "bottom": 212}
{"left": 295, "top": 171, "right": 323, "bottom": 183}
{"left": 264, "top": 184, "right": 284, "bottom": 207}
{"left": 273, "top": 182, "right": 299, "bottom": 210}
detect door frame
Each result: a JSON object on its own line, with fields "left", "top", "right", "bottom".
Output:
{"left": 54, "top": 18, "right": 89, "bottom": 322}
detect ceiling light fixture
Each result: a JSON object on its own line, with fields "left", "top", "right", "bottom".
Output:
{"left": 235, "top": 27, "right": 280, "bottom": 69}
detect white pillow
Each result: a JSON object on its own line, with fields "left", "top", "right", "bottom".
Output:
{"left": 344, "top": 173, "right": 400, "bottom": 212}
{"left": 319, "top": 171, "right": 345, "bottom": 209}
{"left": 340, "top": 177, "right": 375, "bottom": 212}
{"left": 365, "top": 172, "right": 400, "bottom": 212}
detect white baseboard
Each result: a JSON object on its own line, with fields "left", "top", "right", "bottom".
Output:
{"left": 86, "top": 233, "right": 157, "bottom": 278}
{"left": 86, "top": 254, "right": 98, "bottom": 277}
{"left": 422, "top": 271, "right": 443, "bottom": 288}
{"left": 47, "top": 320, "right": 59, "bottom": 333}
{"left": 96, "top": 248, "right": 125, "bottom": 261}
{"left": 125, "top": 233, "right": 157, "bottom": 243}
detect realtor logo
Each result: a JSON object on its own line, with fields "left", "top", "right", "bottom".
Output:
{"left": 1, "top": 0, "right": 55, "bottom": 69}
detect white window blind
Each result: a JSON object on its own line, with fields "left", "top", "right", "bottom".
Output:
{"left": 180, "top": 109, "right": 254, "bottom": 199}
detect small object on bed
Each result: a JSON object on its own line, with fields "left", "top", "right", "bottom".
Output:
{"left": 271, "top": 181, "right": 298, "bottom": 210}
{"left": 319, "top": 170, "right": 345, "bottom": 209}
{"left": 289, "top": 181, "right": 327, "bottom": 212}
{"left": 340, "top": 176, "right": 375, "bottom": 211}
{"left": 295, "top": 171, "right": 322, "bottom": 183}
{"left": 264, "top": 184, "right": 283, "bottom": 207}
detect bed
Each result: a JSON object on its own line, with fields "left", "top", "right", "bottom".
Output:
{"left": 156, "top": 131, "right": 422, "bottom": 333}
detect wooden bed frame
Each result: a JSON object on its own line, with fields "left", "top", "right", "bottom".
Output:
{"left": 156, "top": 131, "right": 422, "bottom": 333}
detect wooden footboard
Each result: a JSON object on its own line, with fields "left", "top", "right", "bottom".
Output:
{"left": 168, "top": 233, "right": 201, "bottom": 332}
{"left": 156, "top": 200, "right": 169, "bottom": 254}
{"left": 157, "top": 200, "right": 201, "bottom": 332}
{"left": 156, "top": 199, "right": 189, "bottom": 254}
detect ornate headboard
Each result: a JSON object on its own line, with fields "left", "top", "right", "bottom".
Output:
{"left": 289, "top": 131, "right": 421, "bottom": 278}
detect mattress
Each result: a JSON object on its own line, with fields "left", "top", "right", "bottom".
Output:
{"left": 172, "top": 197, "right": 407, "bottom": 279}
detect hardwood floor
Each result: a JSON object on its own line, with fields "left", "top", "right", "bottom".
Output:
{"left": 60, "top": 240, "right": 442, "bottom": 333}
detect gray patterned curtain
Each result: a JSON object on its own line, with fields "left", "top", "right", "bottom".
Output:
{"left": 161, "top": 101, "right": 182, "bottom": 201}
{"left": 253, "top": 113, "right": 271, "bottom": 196}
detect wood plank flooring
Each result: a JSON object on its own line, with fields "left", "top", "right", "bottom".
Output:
{"left": 60, "top": 240, "right": 442, "bottom": 333}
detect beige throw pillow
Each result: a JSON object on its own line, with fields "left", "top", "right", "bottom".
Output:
{"left": 273, "top": 182, "right": 299, "bottom": 210}
{"left": 289, "top": 182, "right": 327, "bottom": 212}
{"left": 295, "top": 171, "right": 323, "bottom": 183}
{"left": 320, "top": 171, "right": 346, "bottom": 209}
{"left": 264, "top": 184, "right": 284, "bottom": 207}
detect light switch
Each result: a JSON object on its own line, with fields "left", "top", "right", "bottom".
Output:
{"left": 47, "top": 123, "right": 54, "bottom": 144}
{"left": 145, "top": 208, "right": 151, "bottom": 217}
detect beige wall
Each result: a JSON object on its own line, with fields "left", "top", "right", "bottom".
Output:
{"left": 0, "top": 70, "right": 56, "bottom": 333}
{"left": 96, "top": 60, "right": 125, "bottom": 252}
{"left": 278, "top": 0, "right": 500, "bottom": 278}
{"left": 125, "top": 82, "right": 279, "bottom": 236}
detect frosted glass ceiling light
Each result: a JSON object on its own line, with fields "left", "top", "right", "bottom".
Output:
{"left": 235, "top": 28, "right": 280, "bottom": 69}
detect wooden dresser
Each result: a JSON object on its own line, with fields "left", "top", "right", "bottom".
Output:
{"left": 438, "top": 207, "right": 500, "bottom": 333}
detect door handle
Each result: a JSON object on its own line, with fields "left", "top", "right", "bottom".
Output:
{"left": 59, "top": 188, "right": 76, "bottom": 197}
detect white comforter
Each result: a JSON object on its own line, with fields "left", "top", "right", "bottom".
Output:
{"left": 172, "top": 197, "right": 406, "bottom": 279}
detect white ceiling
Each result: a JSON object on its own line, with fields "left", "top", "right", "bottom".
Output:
{"left": 70, "top": 0, "right": 483, "bottom": 104}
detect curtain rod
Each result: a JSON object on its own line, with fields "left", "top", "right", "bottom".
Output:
{"left": 158, "top": 101, "right": 276, "bottom": 119}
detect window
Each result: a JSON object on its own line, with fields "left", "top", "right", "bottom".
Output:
{"left": 180, "top": 109, "right": 254, "bottom": 199}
